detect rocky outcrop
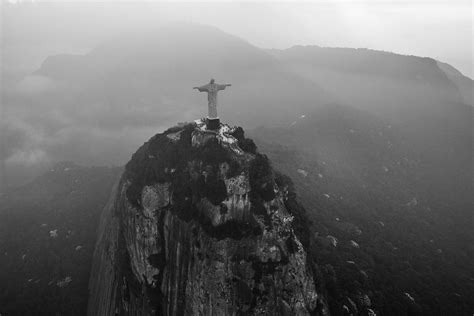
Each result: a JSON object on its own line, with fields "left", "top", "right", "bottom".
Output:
{"left": 88, "top": 119, "right": 328, "bottom": 315}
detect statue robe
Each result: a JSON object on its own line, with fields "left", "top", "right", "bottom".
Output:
{"left": 196, "top": 83, "right": 229, "bottom": 119}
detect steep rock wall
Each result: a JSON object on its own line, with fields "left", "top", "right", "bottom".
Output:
{"left": 88, "top": 120, "right": 328, "bottom": 315}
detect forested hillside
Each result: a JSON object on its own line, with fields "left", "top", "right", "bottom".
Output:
{"left": 0, "top": 163, "right": 120, "bottom": 315}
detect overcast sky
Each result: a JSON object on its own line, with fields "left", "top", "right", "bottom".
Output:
{"left": 3, "top": 0, "right": 472, "bottom": 77}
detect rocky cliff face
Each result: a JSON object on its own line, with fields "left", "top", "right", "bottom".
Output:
{"left": 87, "top": 119, "right": 327, "bottom": 315}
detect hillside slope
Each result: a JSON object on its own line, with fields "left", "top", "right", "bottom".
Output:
{"left": 0, "top": 162, "right": 121, "bottom": 315}
{"left": 250, "top": 105, "right": 473, "bottom": 315}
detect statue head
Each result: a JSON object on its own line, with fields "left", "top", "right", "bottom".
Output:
{"left": 210, "top": 78, "right": 215, "bottom": 84}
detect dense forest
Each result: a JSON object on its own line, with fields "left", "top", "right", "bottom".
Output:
{"left": 0, "top": 162, "right": 120, "bottom": 315}
{"left": 251, "top": 104, "right": 473, "bottom": 315}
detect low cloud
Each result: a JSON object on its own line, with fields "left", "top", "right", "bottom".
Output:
{"left": 15, "top": 75, "right": 56, "bottom": 94}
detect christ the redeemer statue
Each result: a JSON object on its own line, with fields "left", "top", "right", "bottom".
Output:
{"left": 193, "top": 78, "right": 231, "bottom": 120}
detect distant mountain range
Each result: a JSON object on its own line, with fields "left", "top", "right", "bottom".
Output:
{"left": 34, "top": 25, "right": 472, "bottom": 128}
{"left": 4, "top": 24, "right": 471, "bottom": 183}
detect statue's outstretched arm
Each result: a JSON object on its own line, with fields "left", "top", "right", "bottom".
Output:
{"left": 194, "top": 84, "right": 210, "bottom": 92}
{"left": 217, "top": 84, "right": 232, "bottom": 90}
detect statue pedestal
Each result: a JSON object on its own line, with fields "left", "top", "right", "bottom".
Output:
{"left": 206, "top": 117, "right": 220, "bottom": 130}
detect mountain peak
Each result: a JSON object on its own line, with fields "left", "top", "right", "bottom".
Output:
{"left": 88, "top": 120, "right": 328, "bottom": 315}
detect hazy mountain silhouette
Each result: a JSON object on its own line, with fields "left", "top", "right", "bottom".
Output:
{"left": 269, "top": 45, "right": 471, "bottom": 117}
{"left": 437, "top": 60, "right": 473, "bottom": 106}
{"left": 35, "top": 24, "right": 332, "bottom": 129}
